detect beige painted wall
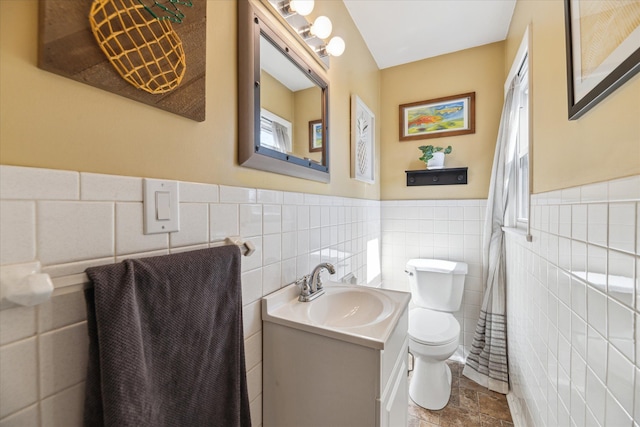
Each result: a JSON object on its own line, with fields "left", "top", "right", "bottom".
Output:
{"left": 380, "top": 42, "right": 505, "bottom": 200}
{"left": 0, "top": 0, "right": 381, "bottom": 200}
{"left": 506, "top": 0, "right": 640, "bottom": 193}
{"left": 4, "top": 1, "right": 634, "bottom": 201}
{"left": 293, "top": 87, "right": 322, "bottom": 163}
{"left": 261, "top": 70, "right": 295, "bottom": 123}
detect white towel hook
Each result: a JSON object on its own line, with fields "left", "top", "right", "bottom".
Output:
{"left": 0, "top": 261, "right": 54, "bottom": 309}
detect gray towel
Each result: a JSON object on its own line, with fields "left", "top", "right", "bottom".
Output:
{"left": 83, "top": 246, "right": 251, "bottom": 427}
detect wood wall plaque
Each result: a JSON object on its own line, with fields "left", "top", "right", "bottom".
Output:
{"left": 38, "top": 0, "right": 206, "bottom": 122}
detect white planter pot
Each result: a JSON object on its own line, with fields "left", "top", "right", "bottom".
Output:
{"left": 427, "top": 152, "right": 445, "bottom": 169}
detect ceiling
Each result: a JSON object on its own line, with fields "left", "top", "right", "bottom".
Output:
{"left": 342, "top": 0, "right": 517, "bottom": 69}
{"left": 261, "top": 37, "right": 317, "bottom": 91}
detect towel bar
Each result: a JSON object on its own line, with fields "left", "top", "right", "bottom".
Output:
{"left": 0, "top": 261, "right": 54, "bottom": 309}
{"left": 1, "top": 236, "right": 256, "bottom": 306}
{"left": 222, "top": 236, "right": 255, "bottom": 257}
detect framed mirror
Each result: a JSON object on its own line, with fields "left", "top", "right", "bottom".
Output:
{"left": 238, "top": 0, "right": 330, "bottom": 182}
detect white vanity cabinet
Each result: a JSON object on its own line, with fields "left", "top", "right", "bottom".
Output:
{"left": 377, "top": 307, "right": 410, "bottom": 427}
{"left": 262, "top": 284, "right": 410, "bottom": 427}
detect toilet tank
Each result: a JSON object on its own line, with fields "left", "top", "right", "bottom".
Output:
{"left": 405, "top": 259, "right": 468, "bottom": 312}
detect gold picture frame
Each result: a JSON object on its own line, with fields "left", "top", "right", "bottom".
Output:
{"left": 399, "top": 92, "right": 475, "bottom": 141}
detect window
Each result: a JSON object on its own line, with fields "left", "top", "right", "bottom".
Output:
{"left": 515, "top": 59, "right": 529, "bottom": 225}
{"left": 503, "top": 29, "right": 531, "bottom": 236}
{"left": 259, "top": 109, "right": 292, "bottom": 153}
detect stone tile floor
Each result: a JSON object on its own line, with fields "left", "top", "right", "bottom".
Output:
{"left": 408, "top": 360, "right": 514, "bottom": 427}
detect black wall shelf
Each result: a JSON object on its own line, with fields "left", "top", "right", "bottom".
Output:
{"left": 406, "top": 167, "right": 468, "bottom": 186}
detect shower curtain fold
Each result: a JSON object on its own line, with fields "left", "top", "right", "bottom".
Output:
{"left": 462, "top": 82, "right": 519, "bottom": 395}
{"left": 272, "top": 121, "right": 290, "bottom": 153}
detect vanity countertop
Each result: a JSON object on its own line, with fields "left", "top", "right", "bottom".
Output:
{"left": 262, "top": 282, "right": 410, "bottom": 350}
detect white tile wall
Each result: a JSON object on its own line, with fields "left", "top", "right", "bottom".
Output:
{"left": 115, "top": 202, "right": 167, "bottom": 255}
{"left": 0, "top": 201, "right": 35, "bottom": 265}
{"left": 0, "top": 338, "right": 38, "bottom": 418}
{"left": 0, "top": 168, "right": 78, "bottom": 201}
{"left": 38, "top": 201, "right": 114, "bottom": 264}
{"left": 79, "top": 172, "right": 142, "bottom": 201}
{"left": 380, "top": 199, "right": 486, "bottom": 356}
{"left": 38, "top": 323, "right": 88, "bottom": 399}
{"left": 0, "top": 165, "right": 380, "bottom": 427}
{"left": 8, "top": 165, "right": 634, "bottom": 426}
{"left": 506, "top": 176, "right": 640, "bottom": 427}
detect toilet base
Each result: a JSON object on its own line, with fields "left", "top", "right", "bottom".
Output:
{"left": 409, "top": 356, "right": 452, "bottom": 410}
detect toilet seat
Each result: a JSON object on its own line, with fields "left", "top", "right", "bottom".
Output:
{"left": 409, "top": 308, "right": 460, "bottom": 345}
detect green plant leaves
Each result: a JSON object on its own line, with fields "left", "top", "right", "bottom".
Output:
{"left": 417, "top": 145, "right": 452, "bottom": 163}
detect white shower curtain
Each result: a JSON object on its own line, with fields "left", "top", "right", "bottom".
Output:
{"left": 462, "top": 82, "right": 520, "bottom": 394}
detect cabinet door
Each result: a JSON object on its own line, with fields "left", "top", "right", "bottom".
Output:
{"left": 379, "top": 341, "right": 408, "bottom": 427}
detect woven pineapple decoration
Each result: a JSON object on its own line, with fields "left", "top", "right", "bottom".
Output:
{"left": 89, "top": 0, "right": 191, "bottom": 94}
{"left": 356, "top": 113, "right": 370, "bottom": 177}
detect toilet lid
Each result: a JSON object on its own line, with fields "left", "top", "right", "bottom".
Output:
{"left": 409, "top": 309, "right": 460, "bottom": 345}
{"left": 406, "top": 258, "right": 468, "bottom": 274}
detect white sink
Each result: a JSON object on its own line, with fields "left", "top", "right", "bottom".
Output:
{"left": 262, "top": 282, "right": 410, "bottom": 349}
{"left": 308, "top": 287, "right": 394, "bottom": 328}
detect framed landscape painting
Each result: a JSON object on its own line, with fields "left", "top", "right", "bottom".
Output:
{"left": 399, "top": 92, "right": 475, "bottom": 141}
{"left": 564, "top": 0, "right": 640, "bottom": 120}
{"left": 309, "top": 120, "right": 323, "bottom": 152}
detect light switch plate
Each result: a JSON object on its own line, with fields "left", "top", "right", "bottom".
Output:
{"left": 143, "top": 179, "right": 180, "bottom": 234}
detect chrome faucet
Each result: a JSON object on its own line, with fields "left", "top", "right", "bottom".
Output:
{"left": 310, "top": 262, "right": 335, "bottom": 292}
{"left": 298, "top": 262, "right": 335, "bottom": 302}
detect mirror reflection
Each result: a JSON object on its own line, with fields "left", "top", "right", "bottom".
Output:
{"left": 237, "top": 0, "right": 329, "bottom": 182}
{"left": 259, "top": 35, "right": 324, "bottom": 166}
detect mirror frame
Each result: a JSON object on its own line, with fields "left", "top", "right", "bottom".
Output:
{"left": 238, "top": 0, "right": 330, "bottom": 183}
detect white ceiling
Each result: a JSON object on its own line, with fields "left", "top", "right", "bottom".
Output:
{"left": 261, "top": 36, "right": 317, "bottom": 91}
{"left": 342, "top": 0, "right": 517, "bottom": 69}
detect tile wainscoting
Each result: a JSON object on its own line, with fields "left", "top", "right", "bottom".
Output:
{"left": 506, "top": 176, "right": 640, "bottom": 427}
{"left": 380, "top": 199, "right": 487, "bottom": 357}
{"left": 0, "top": 165, "right": 381, "bottom": 426}
{"left": 3, "top": 164, "right": 637, "bottom": 427}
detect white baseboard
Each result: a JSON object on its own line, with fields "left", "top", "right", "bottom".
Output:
{"left": 506, "top": 392, "right": 528, "bottom": 427}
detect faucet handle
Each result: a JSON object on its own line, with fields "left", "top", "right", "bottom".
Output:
{"left": 298, "top": 275, "right": 317, "bottom": 302}
{"left": 297, "top": 275, "right": 311, "bottom": 297}
{"left": 315, "top": 275, "right": 323, "bottom": 290}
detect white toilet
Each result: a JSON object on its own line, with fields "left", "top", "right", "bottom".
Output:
{"left": 405, "top": 258, "right": 468, "bottom": 410}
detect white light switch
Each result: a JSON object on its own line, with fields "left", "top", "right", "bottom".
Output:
{"left": 156, "top": 191, "right": 171, "bottom": 220}
{"left": 143, "top": 179, "right": 180, "bottom": 234}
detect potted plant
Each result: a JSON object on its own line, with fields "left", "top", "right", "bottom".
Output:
{"left": 418, "top": 145, "right": 452, "bottom": 169}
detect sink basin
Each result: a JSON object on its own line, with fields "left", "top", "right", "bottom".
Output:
{"left": 308, "top": 287, "right": 394, "bottom": 328}
{"left": 262, "top": 282, "right": 410, "bottom": 349}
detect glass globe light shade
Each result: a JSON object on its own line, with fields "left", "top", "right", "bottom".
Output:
{"left": 289, "top": 0, "right": 314, "bottom": 16}
{"left": 326, "top": 36, "right": 345, "bottom": 57}
{"left": 311, "top": 16, "right": 332, "bottom": 39}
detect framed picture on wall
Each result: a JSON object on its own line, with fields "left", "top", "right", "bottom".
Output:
{"left": 309, "top": 120, "right": 323, "bottom": 152}
{"left": 564, "top": 0, "right": 640, "bottom": 120}
{"left": 351, "top": 95, "right": 375, "bottom": 183}
{"left": 399, "top": 92, "right": 475, "bottom": 141}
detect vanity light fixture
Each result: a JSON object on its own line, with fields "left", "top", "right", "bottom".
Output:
{"left": 280, "top": 0, "right": 314, "bottom": 16}
{"left": 298, "top": 15, "right": 332, "bottom": 40}
{"left": 270, "top": 0, "right": 345, "bottom": 64}
{"left": 309, "top": 16, "right": 333, "bottom": 39}
{"left": 316, "top": 36, "right": 345, "bottom": 57}
{"left": 325, "top": 36, "right": 345, "bottom": 56}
